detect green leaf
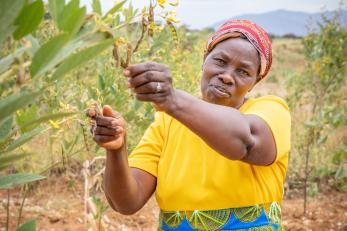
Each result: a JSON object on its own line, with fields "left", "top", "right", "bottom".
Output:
{"left": 30, "top": 33, "right": 69, "bottom": 78}
{"left": 16, "top": 104, "right": 39, "bottom": 133}
{"left": 13, "top": 0, "right": 44, "bottom": 40}
{"left": 0, "top": 116, "right": 13, "bottom": 140}
{"left": 16, "top": 219, "right": 36, "bottom": 231}
{"left": 19, "top": 112, "right": 76, "bottom": 132}
{"left": 5, "top": 127, "right": 45, "bottom": 153}
{"left": 0, "top": 152, "right": 32, "bottom": 171}
{"left": 97, "top": 74, "right": 105, "bottom": 90}
{"left": 0, "top": 47, "right": 27, "bottom": 74}
{"left": 57, "top": 0, "right": 86, "bottom": 35}
{"left": 103, "top": 0, "right": 126, "bottom": 20}
{"left": 30, "top": 29, "right": 111, "bottom": 79}
{"left": 317, "top": 135, "right": 328, "bottom": 144}
{"left": 0, "top": 0, "right": 25, "bottom": 43}
{"left": 0, "top": 173, "right": 45, "bottom": 189}
{"left": 48, "top": 0, "right": 64, "bottom": 27}
{"left": 51, "top": 39, "right": 113, "bottom": 81}
{"left": 0, "top": 90, "right": 41, "bottom": 124}
{"left": 25, "top": 35, "right": 40, "bottom": 58}
{"left": 92, "top": 0, "right": 102, "bottom": 15}
{"left": 304, "top": 120, "right": 317, "bottom": 128}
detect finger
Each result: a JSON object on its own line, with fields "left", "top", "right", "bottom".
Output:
{"left": 85, "top": 108, "right": 97, "bottom": 118}
{"left": 103, "top": 105, "right": 121, "bottom": 119}
{"left": 93, "top": 134, "right": 120, "bottom": 143}
{"left": 128, "top": 70, "right": 165, "bottom": 89}
{"left": 133, "top": 82, "right": 166, "bottom": 94}
{"left": 94, "top": 126, "right": 123, "bottom": 136}
{"left": 135, "top": 92, "right": 168, "bottom": 102}
{"left": 95, "top": 116, "right": 118, "bottom": 127}
{"left": 124, "top": 62, "right": 167, "bottom": 78}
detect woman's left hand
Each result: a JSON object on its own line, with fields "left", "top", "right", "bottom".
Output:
{"left": 124, "top": 62, "right": 176, "bottom": 112}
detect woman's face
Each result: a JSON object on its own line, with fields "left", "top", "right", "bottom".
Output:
{"left": 201, "top": 37, "right": 260, "bottom": 108}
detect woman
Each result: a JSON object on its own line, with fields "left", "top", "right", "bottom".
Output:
{"left": 87, "top": 19, "right": 291, "bottom": 230}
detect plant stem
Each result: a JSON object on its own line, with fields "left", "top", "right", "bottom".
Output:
{"left": 17, "top": 186, "right": 29, "bottom": 228}
{"left": 6, "top": 189, "right": 10, "bottom": 231}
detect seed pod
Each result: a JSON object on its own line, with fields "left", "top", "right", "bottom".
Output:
{"left": 112, "top": 43, "right": 120, "bottom": 68}
{"left": 123, "top": 43, "right": 133, "bottom": 69}
{"left": 167, "top": 20, "right": 179, "bottom": 48}
{"left": 148, "top": 1, "right": 154, "bottom": 38}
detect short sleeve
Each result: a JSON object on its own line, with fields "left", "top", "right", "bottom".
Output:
{"left": 244, "top": 96, "right": 291, "bottom": 162}
{"left": 128, "top": 112, "right": 165, "bottom": 177}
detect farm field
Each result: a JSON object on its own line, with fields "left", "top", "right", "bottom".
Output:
{"left": 1, "top": 1, "right": 346, "bottom": 230}
{"left": 1, "top": 175, "right": 346, "bottom": 230}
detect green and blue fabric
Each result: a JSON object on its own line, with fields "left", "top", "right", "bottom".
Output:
{"left": 158, "top": 202, "right": 284, "bottom": 231}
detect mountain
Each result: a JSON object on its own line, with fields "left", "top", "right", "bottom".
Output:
{"left": 211, "top": 9, "right": 347, "bottom": 37}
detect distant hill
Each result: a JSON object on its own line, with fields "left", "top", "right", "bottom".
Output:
{"left": 211, "top": 9, "right": 347, "bottom": 37}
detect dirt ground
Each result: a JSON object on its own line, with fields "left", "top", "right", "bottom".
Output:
{"left": 1, "top": 175, "right": 346, "bottom": 231}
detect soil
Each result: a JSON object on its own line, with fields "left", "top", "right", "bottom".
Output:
{"left": 1, "top": 174, "right": 346, "bottom": 231}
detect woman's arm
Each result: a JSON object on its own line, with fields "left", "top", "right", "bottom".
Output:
{"left": 125, "top": 62, "right": 276, "bottom": 165}
{"left": 87, "top": 106, "right": 156, "bottom": 214}
{"left": 103, "top": 148, "right": 156, "bottom": 214}
{"left": 166, "top": 90, "right": 276, "bottom": 165}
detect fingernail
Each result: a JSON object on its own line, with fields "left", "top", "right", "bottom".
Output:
{"left": 124, "top": 69, "right": 130, "bottom": 76}
{"left": 126, "top": 80, "right": 131, "bottom": 88}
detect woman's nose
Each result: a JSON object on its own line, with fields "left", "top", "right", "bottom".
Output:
{"left": 218, "top": 72, "right": 235, "bottom": 85}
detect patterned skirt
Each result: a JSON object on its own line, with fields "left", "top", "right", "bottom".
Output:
{"left": 158, "top": 202, "right": 284, "bottom": 231}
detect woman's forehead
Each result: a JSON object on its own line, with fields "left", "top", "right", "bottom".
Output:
{"left": 212, "top": 38, "right": 259, "bottom": 62}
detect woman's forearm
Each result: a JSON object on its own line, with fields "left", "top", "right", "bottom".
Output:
{"left": 166, "top": 90, "right": 254, "bottom": 160}
{"left": 104, "top": 147, "right": 143, "bottom": 215}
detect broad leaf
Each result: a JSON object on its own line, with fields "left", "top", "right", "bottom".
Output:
{"left": 0, "top": 47, "right": 26, "bottom": 74}
{"left": 0, "top": 116, "right": 13, "bottom": 140}
{"left": 0, "top": 152, "right": 32, "bottom": 171}
{"left": 5, "top": 127, "right": 45, "bottom": 153}
{"left": 0, "top": 90, "right": 41, "bottom": 123}
{"left": 48, "top": 0, "right": 64, "bottom": 27}
{"left": 16, "top": 219, "right": 36, "bottom": 231}
{"left": 19, "top": 112, "right": 76, "bottom": 132}
{"left": 51, "top": 39, "right": 113, "bottom": 81}
{"left": 0, "top": 173, "right": 45, "bottom": 189}
{"left": 25, "top": 35, "right": 40, "bottom": 58}
{"left": 57, "top": 0, "right": 86, "bottom": 35}
{"left": 103, "top": 0, "right": 126, "bottom": 20}
{"left": 0, "top": 0, "right": 25, "bottom": 43}
{"left": 13, "top": 0, "right": 44, "bottom": 40}
{"left": 92, "top": 0, "right": 102, "bottom": 15}
{"left": 30, "top": 33, "right": 69, "bottom": 78}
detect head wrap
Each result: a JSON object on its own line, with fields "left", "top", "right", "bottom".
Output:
{"left": 204, "top": 19, "right": 272, "bottom": 80}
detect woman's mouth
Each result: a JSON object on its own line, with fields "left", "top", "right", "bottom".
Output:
{"left": 209, "top": 85, "right": 231, "bottom": 98}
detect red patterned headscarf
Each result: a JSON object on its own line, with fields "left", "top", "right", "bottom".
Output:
{"left": 204, "top": 19, "right": 272, "bottom": 80}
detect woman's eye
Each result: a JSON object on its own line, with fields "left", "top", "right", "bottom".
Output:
{"left": 238, "top": 69, "right": 250, "bottom": 77}
{"left": 214, "top": 58, "right": 225, "bottom": 65}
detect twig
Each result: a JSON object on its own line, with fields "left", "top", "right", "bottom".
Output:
{"left": 133, "top": 16, "right": 148, "bottom": 53}
{"left": 16, "top": 186, "right": 28, "bottom": 228}
{"left": 6, "top": 189, "right": 10, "bottom": 231}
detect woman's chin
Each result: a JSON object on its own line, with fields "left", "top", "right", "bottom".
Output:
{"left": 204, "top": 94, "right": 231, "bottom": 106}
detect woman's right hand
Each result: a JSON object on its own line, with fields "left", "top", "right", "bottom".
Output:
{"left": 86, "top": 105, "right": 126, "bottom": 150}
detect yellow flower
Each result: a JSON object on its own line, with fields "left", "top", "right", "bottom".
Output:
{"left": 158, "top": 0, "right": 166, "bottom": 8}
{"left": 49, "top": 120, "right": 60, "bottom": 129}
{"left": 114, "top": 37, "right": 127, "bottom": 46}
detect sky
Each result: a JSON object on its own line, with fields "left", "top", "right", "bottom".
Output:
{"left": 81, "top": 0, "right": 342, "bottom": 29}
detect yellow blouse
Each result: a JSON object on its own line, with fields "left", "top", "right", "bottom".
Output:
{"left": 128, "top": 95, "right": 291, "bottom": 211}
